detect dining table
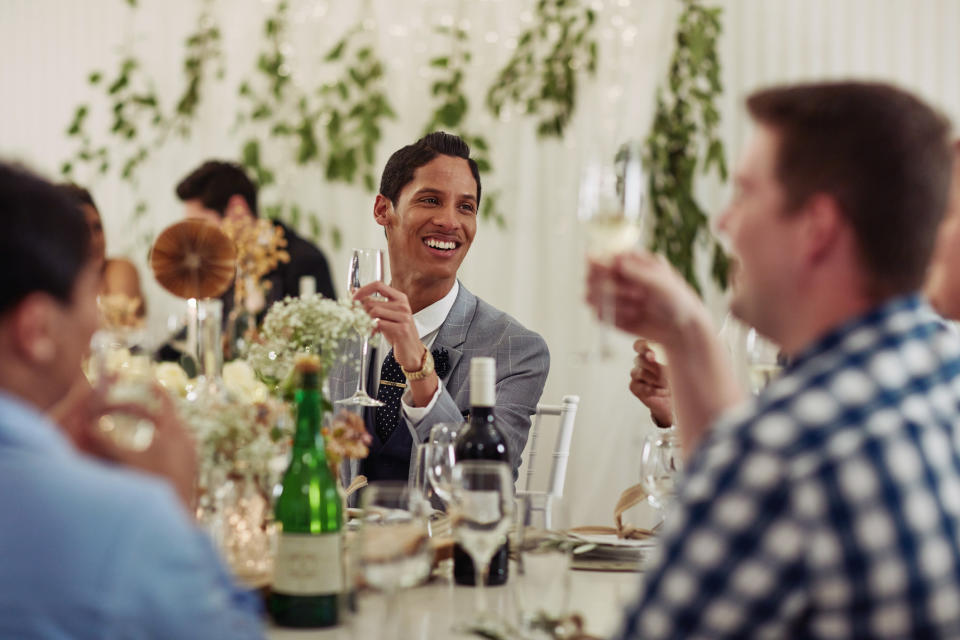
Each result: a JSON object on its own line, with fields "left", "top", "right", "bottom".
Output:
{"left": 266, "top": 561, "right": 642, "bottom": 639}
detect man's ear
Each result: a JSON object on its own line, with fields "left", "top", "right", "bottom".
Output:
{"left": 9, "top": 294, "right": 58, "bottom": 365}
{"left": 373, "top": 194, "right": 394, "bottom": 228}
{"left": 800, "top": 192, "right": 846, "bottom": 265}
{"left": 225, "top": 194, "right": 253, "bottom": 223}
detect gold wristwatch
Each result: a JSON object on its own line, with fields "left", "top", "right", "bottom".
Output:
{"left": 401, "top": 347, "right": 435, "bottom": 381}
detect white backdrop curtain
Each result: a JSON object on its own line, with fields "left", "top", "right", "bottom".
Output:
{"left": 2, "top": 0, "right": 959, "bottom": 528}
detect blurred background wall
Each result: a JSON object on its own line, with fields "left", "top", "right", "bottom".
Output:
{"left": 1, "top": 0, "right": 959, "bottom": 527}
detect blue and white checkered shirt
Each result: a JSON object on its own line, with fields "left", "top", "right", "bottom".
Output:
{"left": 616, "top": 295, "right": 960, "bottom": 639}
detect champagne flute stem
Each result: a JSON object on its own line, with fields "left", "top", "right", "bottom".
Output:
{"left": 474, "top": 556, "right": 489, "bottom": 614}
{"left": 355, "top": 333, "right": 370, "bottom": 395}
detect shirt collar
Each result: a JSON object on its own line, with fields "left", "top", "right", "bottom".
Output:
{"left": 785, "top": 292, "right": 931, "bottom": 372}
{"left": 413, "top": 280, "right": 459, "bottom": 340}
{"left": 0, "top": 390, "right": 73, "bottom": 457}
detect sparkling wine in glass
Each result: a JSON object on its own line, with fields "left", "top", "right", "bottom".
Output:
{"left": 450, "top": 460, "right": 514, "bottom": 624}
{"left": 578, "top": 141, "right": 646, "bottom": 359}
{"left": 337, "top": 248, "right": 384, "bottom": 407}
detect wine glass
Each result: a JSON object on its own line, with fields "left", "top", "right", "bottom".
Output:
{"left": 429, "top": 421, "right": 464, "bottom": 447}
{"left": 359, "top": 483, "right": 432, "bottom": 633}
{"left": 424, "top": 422, "right": 463, "bottom": 509}
{"left": 87, "top": 328, "right": 157, "bottom": 452}
{"left": 578, "top": 141, "right": 646, "bottom": 359}
{"left": 744, "top": 327, "right": 784, "bottom": 394}
{"left": 639, "top": 427, "right": 684, "bottom": 513}
{"left": 337, "top": 248, "right": 384, "bottom": 407}
{"left": 450, "top": 460, "right": 515, "bottom": 623}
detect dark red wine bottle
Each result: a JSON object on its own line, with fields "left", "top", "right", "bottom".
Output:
{"left": 453, "top": 357, "right": 510, "bottom": 586}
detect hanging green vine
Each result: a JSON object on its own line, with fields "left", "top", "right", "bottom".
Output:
{"left": 235, "top": 2, "right": 395, "bottom": 248}
{"left": 644, "top": 0, "right": 728, "bottom": 294}
{"left": 486, "top": 0, "right": 598, "bottom": 138}
{"left": 60, "top": 0, "right": 222, "bottom": 247}
{"left": 424, "top": 25, "right": 504, "bottom": 227}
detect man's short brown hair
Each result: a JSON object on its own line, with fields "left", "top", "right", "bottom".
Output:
{"left": 747, "top": 81, "right": 953, "bottom": 297}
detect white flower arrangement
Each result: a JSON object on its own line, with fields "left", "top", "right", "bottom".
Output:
{"left": 179, "top": 392, "right": 291, "bottom": 502}
{"left": 247, "top": 294, "right": 374, "bottom": 387}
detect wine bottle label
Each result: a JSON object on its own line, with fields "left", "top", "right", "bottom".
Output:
{"left": 462, "top": 490, "right": 502, "bottom": 524}
{"left": 272, "top": 532, "right": 343, "bottom": 595}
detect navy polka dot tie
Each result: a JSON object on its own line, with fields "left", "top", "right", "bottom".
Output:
{"left": 374, "top": 350, "right": 406, "bottom": 443}
{"left": 374, "top": 347, "right": 451, "bottom": 443}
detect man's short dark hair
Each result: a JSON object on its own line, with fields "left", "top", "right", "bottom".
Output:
{"left": 379, "top": 132, "right": 481, "bottom": 206}
{"left": 58, "top": 183, "right": 98, "bottom": 212}
{"left": 175, "top": 160, "right": 258, "bottom": 217}
{"left": 0, "top": 162, "right": 90, "bottom": 315}
{"left": 747, "top": 81, "right": 953, "bottom": 297}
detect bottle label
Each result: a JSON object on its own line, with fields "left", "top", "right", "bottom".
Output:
{"left": 272, "top": 532, "right": 343, "bottom": 595}
{"left": 462, "top": 490, "right": 502, "bottom": 524}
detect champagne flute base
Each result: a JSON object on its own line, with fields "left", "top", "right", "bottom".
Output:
{"left": 335, "top": 392, "right": 384, "bottom": 407}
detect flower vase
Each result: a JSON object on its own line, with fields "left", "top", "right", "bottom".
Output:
{"left": 186, "top": 298, "right": 228, "bottom": 403}
{"left": 198, "top": 469, "right": 276, "bottom": 589}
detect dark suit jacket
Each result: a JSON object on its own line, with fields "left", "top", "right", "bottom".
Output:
{"left": 329, "top": 282, "right": 550, "bottom": 484}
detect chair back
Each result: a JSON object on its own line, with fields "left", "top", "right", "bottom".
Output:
{"left": 521, "top": 395, "right": 580, "bottom": 495}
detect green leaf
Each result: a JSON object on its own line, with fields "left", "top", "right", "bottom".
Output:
{"left": 88, "top": 71, "right": 102, "bottom": 85}
{"left": 325, "top": 39, "right": 347, "bottom": 62}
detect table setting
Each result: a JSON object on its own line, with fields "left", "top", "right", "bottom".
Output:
{"left": 87, "top": 182, "right": 677, "bottom": 639}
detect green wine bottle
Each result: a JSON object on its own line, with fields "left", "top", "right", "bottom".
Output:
{"left": 268, "top": 356, "right": 343, "bottom": 628}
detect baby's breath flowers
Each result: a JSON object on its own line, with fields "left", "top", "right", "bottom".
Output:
{"left": 247, "top": 294, "right": 374, "bottom": 388}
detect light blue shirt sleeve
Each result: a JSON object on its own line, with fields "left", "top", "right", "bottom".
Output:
{"left": 103, "top": 483, "right": 266, "bottom": 640}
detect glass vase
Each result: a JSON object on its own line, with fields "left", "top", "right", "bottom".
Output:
{"left": 187, "top": 298, "right": 228, "bottom": 403}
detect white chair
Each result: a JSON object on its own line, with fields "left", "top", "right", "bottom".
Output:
{"left": 517, "top": 395, "right": 580, "bottom": 529}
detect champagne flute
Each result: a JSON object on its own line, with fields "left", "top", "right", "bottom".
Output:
{"left": 578, "top": 142, "right": 646, "bottom": 359}
{"left": 450, "top": 460, "right": 515, "bottom": 624}
{"left": 337, "top": 248, "right": 384, "bottom": 407}
{"left": 638, "top": 427, "right": 684, "bottom": 514}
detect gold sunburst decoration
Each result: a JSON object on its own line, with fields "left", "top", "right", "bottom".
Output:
{"left": 150, "top": 219, "right": 237, "bottom": 299}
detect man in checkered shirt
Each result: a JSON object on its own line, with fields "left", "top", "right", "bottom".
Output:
{"left": 588, "top": 82, "right": 960, "bottom": 637}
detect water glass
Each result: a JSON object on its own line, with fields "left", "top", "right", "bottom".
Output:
{"left": 639, "top": 427, "right": 684, "bottom": 512}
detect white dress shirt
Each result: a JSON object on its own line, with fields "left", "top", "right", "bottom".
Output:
{"left": 375, "top": 280, "right": 459, "bottom": 425}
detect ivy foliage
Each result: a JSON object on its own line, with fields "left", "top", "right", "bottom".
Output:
{"left": 235, "top": 2, "right": 395, "bottom": 249}
{"left": 644, "top": 0, "right": 728, "bottom": 294}
{"left": 424, "top": 25, "right": 504, "bottom": 228}
{"left": 61, "top": 0, "right": 223, "bottom": 247}
{"left": 486, "top": 0, "right": 598, "bottom": 138}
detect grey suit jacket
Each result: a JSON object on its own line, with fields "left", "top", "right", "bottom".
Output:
{"left": 328, "top": 282, "right": 550, "bottom": 484}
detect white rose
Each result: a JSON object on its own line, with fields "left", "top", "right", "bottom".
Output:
{"left": 223, "top": 360, "right": 269, "bottom": 402}
{"left": 154, "top": 362, "right": 190, "bottom": 397}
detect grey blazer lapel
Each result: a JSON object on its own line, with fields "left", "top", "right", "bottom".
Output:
{"left": 432, "top": 282, "right": 478, "bottom": 385}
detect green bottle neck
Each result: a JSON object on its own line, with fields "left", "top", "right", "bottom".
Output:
{"left": 293, "top": 375, "right": 327, "bottom": 460}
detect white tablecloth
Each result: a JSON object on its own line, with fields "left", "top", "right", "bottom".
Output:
{"left": 266, "top": 563, "right": 641, "bottom": 639}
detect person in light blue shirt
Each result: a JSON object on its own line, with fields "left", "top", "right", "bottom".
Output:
{"left": 0, "top": 162, "right": 265, "bottom": 639}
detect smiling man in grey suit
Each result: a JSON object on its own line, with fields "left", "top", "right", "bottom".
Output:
{"left": 332, "top": 132, "right": 549, "bottom": 484}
